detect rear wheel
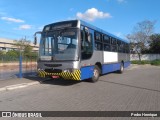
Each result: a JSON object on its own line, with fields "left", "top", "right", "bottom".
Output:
{"left": 90, "top": 65, "right": 100, "bottom": 83}
{"left": 118, "top": 62, "right": 124, "bottom": 74}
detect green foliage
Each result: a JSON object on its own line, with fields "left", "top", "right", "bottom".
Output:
{"left": 0, "top": 38, "right": 38, "bottom": 62}
{"left": 13, "top": 39, "right": 36, "bottom": 58}
{"left": 0, "top": 50, "right": 6, "bottom": 56}
{"left": 132, "top": 60, "right": 160, "bottom": 66}
{"left": 0, "top": 50, "right": 19, "bottom": 62}
{"left": 149, "top": 34, "right": 160, "bottom": 53}
{"left": 23, "top": 45, "right": 33, "bottom": 57}
{"left": 131, "top": 60, "right": 151, "bottom": 65}
{"left": 150, "top": 59, "right": 160, "bottom": 66}
{"left": 13, "top": 39, "right": 30, "bottom": 51}
{"left": 6, "top": 50, "right": 19, "bottom": 58}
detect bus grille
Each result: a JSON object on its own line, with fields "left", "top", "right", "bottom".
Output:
{"left": 45, "top": 69, "right": 62, "bottom": 73}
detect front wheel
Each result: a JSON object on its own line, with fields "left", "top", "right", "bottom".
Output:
{"left": 90, "top": 65, "right": 100, "bottom": 83}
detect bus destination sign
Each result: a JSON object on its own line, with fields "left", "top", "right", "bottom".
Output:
{"left": 44, "top": 20, "right": 78, "bottom": 31}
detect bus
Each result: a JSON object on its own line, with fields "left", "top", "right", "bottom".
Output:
{"left": 34, "top": 20, "right": 130, "bottom": 82}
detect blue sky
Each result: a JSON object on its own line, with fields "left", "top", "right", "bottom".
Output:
{"left": 0, "top": 0, "right": 160, "bottom": 41}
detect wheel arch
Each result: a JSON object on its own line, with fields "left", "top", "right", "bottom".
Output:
{"left": 95, "top": 62, "right": 102, "bottom": 74}
{"left": 121, "top": 60, "right": 124, "bottom": 66}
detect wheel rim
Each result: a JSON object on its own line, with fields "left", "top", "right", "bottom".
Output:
{"left": 121, "top": 65, "right": 124, "bottom": 72}
{"left": 94, "top": 69, "right": 99, "bottom": 78}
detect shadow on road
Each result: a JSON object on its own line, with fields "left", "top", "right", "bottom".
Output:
{"left": 41, "top": 79, "right": 81, "bottom": 86}
{"left": 99, "top": 80, "right": 160, "bottom": 93}
{"left": 24, "top": 75, "right": 80, "bottom": 86}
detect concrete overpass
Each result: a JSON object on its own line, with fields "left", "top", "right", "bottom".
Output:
{"left": 0, "top": 38, "right": 39, "bottom": 52}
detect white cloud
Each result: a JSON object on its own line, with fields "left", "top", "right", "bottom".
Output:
{"left": 76, "top": 8, "right": 112, "bottom": 21}
{"left": 19, "top": 24, "right": 32, "bottom": 30}
{"left": 1, "top": 17, "right": 24, "bottom": 23}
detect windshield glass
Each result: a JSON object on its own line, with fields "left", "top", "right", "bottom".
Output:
{"left": 39, "top": 28, "right": 79, "bottom": 61}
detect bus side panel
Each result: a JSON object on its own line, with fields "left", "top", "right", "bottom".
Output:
{"left": 80, "top": 66, "right": 94, "bottom": 80}
{"left": 102, "top": 63, "right": 121, "bottom": 74}
{"left": 124, "top": 61, "right": 131, "bottom": 68}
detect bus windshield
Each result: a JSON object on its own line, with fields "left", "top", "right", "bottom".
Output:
{"left": 39, "top": 28, "right": 79, "bottom": 61}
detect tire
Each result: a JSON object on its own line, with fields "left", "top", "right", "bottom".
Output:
{"left": 118, "top": 62, "right": 124, "bottom": 74}
{"left": 90, "top": 65, "right": 100, "bottom": 83}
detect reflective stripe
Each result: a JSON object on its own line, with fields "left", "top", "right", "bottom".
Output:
{"left": 37, "top": 70, "right": 81, "bottom": 81}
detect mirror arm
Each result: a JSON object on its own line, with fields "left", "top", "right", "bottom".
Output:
{"left": 34, "top": 31, "right": 42, "bottom": 45}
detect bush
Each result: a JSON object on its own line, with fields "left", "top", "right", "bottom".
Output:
{"left": 131, "top": 60, "right": 160, "bottom": 66}
{"left": 131, "top": 60, "right": 150, "bottom": 65}
{"left": 150, "top": 59, "right": 160, "bottom": 66}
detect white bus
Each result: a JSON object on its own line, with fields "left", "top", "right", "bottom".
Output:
{"left": 34, "top": 20, "right": 130, "bottom": 82}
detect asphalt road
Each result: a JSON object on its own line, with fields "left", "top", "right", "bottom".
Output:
{"left": 0, "top": 65, "right": 160, "bottom": 120}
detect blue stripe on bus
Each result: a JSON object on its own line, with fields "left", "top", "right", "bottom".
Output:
{"left": 80, "top": 66, "right": 94, "bottom": 80}
{"left": 102, "top": 63, "right": 121, "bottom": 74}
{"left": 80, "top": 61, "right": 130, "bottom": 80}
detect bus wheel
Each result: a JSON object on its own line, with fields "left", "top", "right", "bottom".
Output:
{"left": 118, "top": 62, "right": 124, "bottom": 74}
{"left": 90, "top": 65, "right": 100, "bottom": 83}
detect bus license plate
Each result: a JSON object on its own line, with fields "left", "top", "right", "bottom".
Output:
{"left": 52, "top": 76, "right": 59, "bottom": 79}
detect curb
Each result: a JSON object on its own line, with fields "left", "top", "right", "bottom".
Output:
{"left": 0, "top": 81, "right": 40, "bottom": 92}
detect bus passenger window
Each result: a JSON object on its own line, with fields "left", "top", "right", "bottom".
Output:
{"left": 104, "top": 44, "right": 110, "bottom": 51}
{"left": 95, "top": 42, "right": 102, "bottom": 50}
{"left": 81, "top": 27, "right": 93, "bottom": 60}
{"left": 103, "top": 35, "right": 110, "bottom": 44}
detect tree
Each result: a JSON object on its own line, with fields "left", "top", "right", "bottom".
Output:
{"left": 13, "top": 38, "right": 31, "bottom": 51}
{"left": 6, "top": 50, "right": 19, "bottom": 57}
{"left": 149, "top": 34, "right": 160, "bottom": 53}
{"left": 5, "top": 50, "right": 19, "bottom": 61}
{"left": 0, "top": 50, "right": 6, "bottom": 61}
{"left": 0, "top": 50, "right": 6, "bottom": 56}
{"left": 24, "top": 45, "right": 33, "bottom": 57}
{"left": 13, "top": 38, "right": 33, "bottom": 57}
{"left": 127, "top": 20, "right": 156, "bottom": 61}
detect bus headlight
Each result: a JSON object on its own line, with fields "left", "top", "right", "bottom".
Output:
{"left": 38, "top": 68, "right": 44, "bottom": 71}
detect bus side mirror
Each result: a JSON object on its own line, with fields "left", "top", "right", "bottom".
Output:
{"left": 34, "top": 31, "right": 42, "bottom": 45}
{"left": 34, "top": 36, "right": 37, "bottom": 45}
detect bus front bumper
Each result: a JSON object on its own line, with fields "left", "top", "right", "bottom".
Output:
{"left": 37, "top": 69, "right": 81, "bottom": 81}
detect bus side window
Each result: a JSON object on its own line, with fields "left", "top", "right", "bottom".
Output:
{"left": 81, "top": 27, "right": 93, "bottom": 60}
{"left": 94, "top": 32, "right": 103, "bottom": 50}
{"left": 104, "top": 44, "right": 110, "bottom": 51}
{"left": 110, "top": 38, "right": 117, "bottom": 52}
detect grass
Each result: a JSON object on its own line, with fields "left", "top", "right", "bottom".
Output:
{"left": 131, "top": 59, "right": 160, "bottom": 66}
{"left": 150, "top": 59, "right": 160, "bottom": 66}
{"left": 131, "top": 60, "right": 151, "bottom": 65}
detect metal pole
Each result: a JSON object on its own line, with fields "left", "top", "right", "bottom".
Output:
{"left": 19, "top": 38, "right": 23, "bottom": 79}
{"left": 19, "top": 54, "right": 22, "bottom": 78}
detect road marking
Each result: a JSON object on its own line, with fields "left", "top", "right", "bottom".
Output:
{"left": 0, "top": 81, "right": 40, "bottom": 92}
